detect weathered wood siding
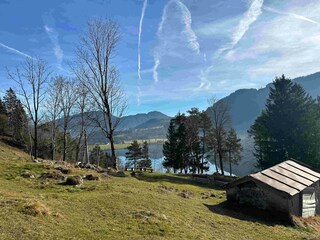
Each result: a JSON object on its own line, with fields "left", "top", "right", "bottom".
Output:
{"left": 302, "top": 187, "right": 316, "bottom": 218}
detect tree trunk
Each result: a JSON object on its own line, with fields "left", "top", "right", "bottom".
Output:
{"left": 214, "top": 151, "right": 218, "bottom": 173}
{"left": 109, "top": 136, "right": 117, "bottom": 169}
{"left": 218, "top": 150, "right": 224, "bottom": 175}
{"left": 75, "top": 131, "right": 84, "bottom": 162}
{"left": 84, "top": 130, "right": 89, "bottom": 164}
{"left": 63, "top": 127, "right": 67, "bottom": 161}
{"left": 34, "top": 121, "right": 37, "bottom": 159}
{"left": 201, "top": 130, "right": 205, "bottom": 174}
{"left": 229, "top": 151, "right": 232, "bottom": 176}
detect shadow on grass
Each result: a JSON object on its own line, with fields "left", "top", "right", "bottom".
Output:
{"left": 135, "top": 173, "right": 223, "bottom": 190}
{"left": 204, "top": 201, "right": 291, "bottom": 226}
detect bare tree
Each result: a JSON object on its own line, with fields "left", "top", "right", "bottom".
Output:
{"left": 44, "top": 76, "right": 63, "bottom": 160}
{"left": 207, "top": 97, "right": 231, "bottom": 175}
{"left": 75, "top": 81, "right": 90, "bottom": 162}
{"left": 74, "top": 18, "right": 127, "bottom": 168}
{"left": 58, "top": 77, "right": 78, "bottom": 161}
{"left": 8, "top": 58, "right": 50, "bottom": 159}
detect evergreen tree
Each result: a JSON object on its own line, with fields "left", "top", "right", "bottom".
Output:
{"left": 0, "top": 99, "right": 6, "bottom": 115}
{"left": 185, "top": 108, "right": 201, "bottom": 174}
{"left": 163, "top": 119, "right": 178, "bottom": 172}
{"left": 89, "top": 145, "right": 107, "bottom": 166}
{"left": 0, "top": 99, "right": 8, "bottom": 135}
{"left": 138, "top": 141, "right": 151, "bottom": 168}
{"left": 3, "top": 88, "right": 28, "bottom": 146}
{"left": 249, "top": 75, "right": 320, "bottom": 169}
{"left": 125, "top": 140, "right": 142, "bottom": 168}
{"left": 162, "top": 113, "right": 188, "bottom": 173}
{"left": 175, "top": 113, "right": 188, "bottom": 173}
{"left": 226, "top": 128, "right": 242, "bottom": 176}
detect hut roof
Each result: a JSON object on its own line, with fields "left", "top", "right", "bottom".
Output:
{"left": 227, "top": 160, "right": 320, "bottom": 196}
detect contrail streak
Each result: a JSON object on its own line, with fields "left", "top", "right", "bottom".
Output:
{"left": 138, "top": 0, "right": 148, "bottom": 80}
{"left": 0, "top": 42, "right": 32, "bottom": 59}
{"left": 264, "top": 6, "right": 319, "bottom": 24}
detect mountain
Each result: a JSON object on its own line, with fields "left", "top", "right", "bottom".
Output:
{"left": 118, "top": 111, "right": 170, "bottom": 131}
{"left": 64, "top": 111, "right": 171, "bottom": 144}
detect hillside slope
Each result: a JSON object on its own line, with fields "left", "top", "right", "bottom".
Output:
{"left": 0, "top": 142, "right": 319, "bottom": 239}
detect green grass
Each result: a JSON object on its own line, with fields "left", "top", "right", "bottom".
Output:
{"left": 91, "top": 138, "right": 166, "bottom": 150}
{"left": 0, "top": 141, "right": 319, "bottom": 239}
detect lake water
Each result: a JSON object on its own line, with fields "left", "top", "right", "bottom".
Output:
{"left": 110, "top": 144, "right": 231, "bottom": 175}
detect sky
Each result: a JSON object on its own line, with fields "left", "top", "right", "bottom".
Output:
{"left": 1, "top": 0, "right": 320, "bottom": 116}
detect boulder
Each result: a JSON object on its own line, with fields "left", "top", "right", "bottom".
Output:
{"left": 39, "top": 171, "right": 65, "bottom": 181}
{"left": 116, "top": 171, "right": 126, "bottom": 177}
{"left": 85, "top": 174, "right": 100, "bottom": 181}
{"left": 55, "top": 166, "right": 72, "bottom": 174}
{"left": 21, "top": 172, "right": 35, "bottom": 179}
{"left": 65, "top": 176, "right": 83, "bottom": 186}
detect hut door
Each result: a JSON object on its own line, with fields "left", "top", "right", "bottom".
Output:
{"left": 302, "top": 189, "right": 316, "bottom": 218}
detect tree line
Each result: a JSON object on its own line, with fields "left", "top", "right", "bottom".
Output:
{"left": 0, "top": 18, "right": 127, "bottom": 168}
{"left": 162, "top": 104, "right": 242, "bottom": 176}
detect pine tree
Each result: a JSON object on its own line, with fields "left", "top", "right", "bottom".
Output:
{"left": 125, "top": 140, "right": 142, "bottom": 168}
{"left": 163, "top": 119, "right": 178, "bottom": 172}
{"left": 89, "top": 145, "right": 107, "bottom": 166}
{"left": 249, "top": 75, "right": 320, "bottom": 169}
{"left": 0, "top": 99, "right": 8, "bottom": 135}
{"left": 3, "top": 88, "right": 28, "bottom": 146}
{"left": 162, "top": 113, "right": 188, "bottom": 173}
{"left": 185, "top": 108, "right": 201, "bottom": 174}
{"left": 138, "top": 141, "right": 151, "bottom": 168}
{"left": 174, "top": 113, "right": 188, "bottom": 173}
{"left": 226, "top": 128, "right": 242, "bottom": 176}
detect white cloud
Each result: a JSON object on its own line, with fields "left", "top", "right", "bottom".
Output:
{"left": 0, "top": 42, "right": 32, "bottom": 59}
{"left": 138, "top": 0, "right": 148, "bottom": 81}
{"left": 175, "top": 0, "right": 200, "bottom": 54}
{"left": 44, "top": 24, "right": 63, "bottom": 66}
{"left": 152, "top": 0, "right": 200, "bottom": 83}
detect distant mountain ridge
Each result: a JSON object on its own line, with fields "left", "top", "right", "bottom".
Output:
{"left": 64, "top": 111, "right": 171, "bottom": 144}
{"left": 212, "top": 72, "right": 320, "bottom": 133}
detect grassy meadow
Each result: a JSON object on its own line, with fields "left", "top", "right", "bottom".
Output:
{"left": 0, "top": 141, "right": 319, "bottom": 240}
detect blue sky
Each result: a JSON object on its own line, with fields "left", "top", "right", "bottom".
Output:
{"left": 1, "top": 0, "right": 320, "bottom": 116}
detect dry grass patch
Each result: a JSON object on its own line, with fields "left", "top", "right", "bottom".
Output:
{"left": 22, "top": 201, "right": 51, "bottom": 216}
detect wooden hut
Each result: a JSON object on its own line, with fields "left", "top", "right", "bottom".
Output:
{"left": 226, "top": 160, "right": 320, "bottom": 218}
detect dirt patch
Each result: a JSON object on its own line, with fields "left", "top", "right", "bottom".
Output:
{"left": 201, "top": 192, "right": 216, "bottom": 199}
{"left": 158, "top": 185, "right": 178, "bottom": 192}
{"left": 178, "top": 190, "right": 193, "bottom": 199}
